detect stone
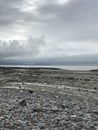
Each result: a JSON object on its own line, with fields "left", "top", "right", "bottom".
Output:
{"left": 14, "top": 120, "right": 27, "bottom": 125}
{"left": 28, "top": 89, "right": 34, "bottom": 94}
{"left": 0, "top": 116, "right": 5, "bottom": 121}
{"left": 38, "top": 123, "right": 46, "bottom": 129}
{"left": 19, "top": 99, "right": 27, "bottom": 107}
{"left": 33, "top": 108, "right": 44, "bottom": 113}
{"left": 51, "top": 106, "right": 59, "bottom": 112}
{"left": 92, "top": 110, "right": 98, "bottom": 115}
{"left": 71, "top": 115, "right": 77, "bottom": 118}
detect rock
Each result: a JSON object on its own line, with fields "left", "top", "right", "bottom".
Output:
{"left": 33, "top": 108, "right": 44, "bottom": 113}
{"left": 92, "top": 110, "right": 98, "bottom": 115}
{"left": 71, "top": 115, "right": 77, "bottom": 121}
{"left": 41, "top": 89, "right": 46, "bottom": 92}
{"left": 0, "top": 116, "right": 5, "bottom": 121}
{"left": 38, "top": 123, "right": 46, "bottom": 129}
{"left": 93, "top": 87, "right": 97, "bottom": 90}
{"left": 28, "top": 89, "right": 34, "bottom": 94}
{"left": 32, "top": 126, "right": 40, "bottom": 130}
{"left": 55, "top": 114, "right": 69, "bottom": 121}
{"left": 95, "top": 126, "right": 98, "bottom": 130}
{"left": 77, "top": 88, "right": 81, "bottom": 91}
{"left": 19, "top": 99, "right": 27, "bottom": 107}
{"left": 14, "top": 120, "right": 27, "bottom": 125}
{"left": 51, "top": 106, "right": 59, "bottom": 112}
{"left": 45, "top": 128, "right": 49, "bottom": 130}
{"left": 71, "top": 115, "right": 77, "bottom": 118}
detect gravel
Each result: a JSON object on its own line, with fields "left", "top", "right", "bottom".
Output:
{"left": 0, "top": 88, "right": 98, "bottom": 130}
{"left": 0, "top": 67, "right": 98, "bottom": 130}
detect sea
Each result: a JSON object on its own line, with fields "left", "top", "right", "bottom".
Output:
{"left": 0, "top": 65, "right": 98, "bottom": 70}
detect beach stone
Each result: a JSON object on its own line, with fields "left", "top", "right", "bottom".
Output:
{"left": 0, "top": 116, "right": 5, "bottom": 121}
{"left": 51, "top": 106, "right": 59, "bottom": 112}
{"left": 28, "top": 89, "right": 34, "bottom": 94}
{"left": 71, "top": 115, "right": 77, "bottom": 118}
{"left": 14, "top": 120, "right": 25, "bottom": 125}
{"left": 41, "top": 89, "right": 46, "bottom": 92}
{"left": 33, "top": 107, "right": 44, "bottom": 113}
{"left": 19, "top": 99, "right": 27, "bottom": 107}
{"left": 92, "top": 110, "right": 98, "bottom": 115}
{"left": 38, "top": 123, "right": 46, "bottom": 129}
{"left": 95, "top": 126, "right": 98, "bottom": 130}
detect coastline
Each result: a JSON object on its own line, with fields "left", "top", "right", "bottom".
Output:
{"left": 0, "top": 65, "right": 98, "bottom": 71}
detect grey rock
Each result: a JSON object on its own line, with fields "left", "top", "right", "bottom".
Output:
{"left": 19, "top": 99, "right": 27, "bottom": 107}
{"left": 38, "top": 123, "right": 46, "bottom": 129}
{"left": 51, "top": 106, "right": 59, "bottom": 112}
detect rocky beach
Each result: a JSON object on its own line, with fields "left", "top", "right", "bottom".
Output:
{"left": 0, "top": 67, "right": 98, "bottom": 130}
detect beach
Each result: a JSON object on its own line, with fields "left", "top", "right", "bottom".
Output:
{"left": 0, "top": 67, "right": 98, "bottom": 130}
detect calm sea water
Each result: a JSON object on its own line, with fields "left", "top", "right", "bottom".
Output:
{"left": 60, "top": 65, "right": 98, "bottom": 70}
{"left": 0, "top": 65, "right": 98, "bottom": 70}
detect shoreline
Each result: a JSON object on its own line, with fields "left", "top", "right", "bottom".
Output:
{"left": 0, "top": 65, "right": 98, "bottom": 71}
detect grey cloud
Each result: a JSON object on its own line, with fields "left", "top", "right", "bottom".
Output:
{"left": 0, "top": 0, "right": 98, "bottom": 65}
{"left": 1, "top": 0, "right": 98, "bottom": 42}
{"left": 36, "top": 0, "right": 98, "bottom": 42}
{"left": 0, "top": 0, "right": 37, "bottom": 27}
{"left": 0, "top": 36, "right": 45, "bottom": 60}
{"left": 0, "top": 0, "right": 23, "bottom": 26}
{"left": 1, "top": 54, "right": 98, "bottom": 66}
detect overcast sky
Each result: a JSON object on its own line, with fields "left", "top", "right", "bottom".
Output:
{"left": 0, "top": 0, "right": 98, "bottom": 65}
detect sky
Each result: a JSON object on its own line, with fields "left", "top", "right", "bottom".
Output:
{"left": 0, "top": 0, "right": 98, "bottom": 65}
